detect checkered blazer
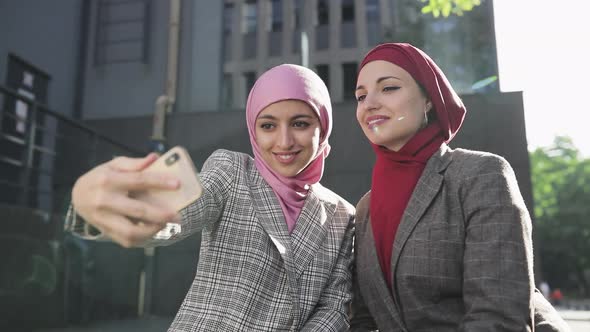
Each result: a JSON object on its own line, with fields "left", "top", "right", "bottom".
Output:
{"left": 156, "top": 149, "right": 355, "bottom": 331}
{"left": 67, "top": 149, "right": 355, "bottom": 331}
{"left": 349, "top": 145, "right": 537, "bottom": 331}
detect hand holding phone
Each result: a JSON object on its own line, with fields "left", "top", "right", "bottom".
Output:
{"left": 131, "top": 146, "right": 203, "bottom": 212}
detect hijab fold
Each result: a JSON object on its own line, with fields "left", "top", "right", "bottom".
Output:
{"left": 358, "top": 43, "right": 466, "bottom": 289}
{"left": 246, "top": 64, "right": 332, "bottom": 233}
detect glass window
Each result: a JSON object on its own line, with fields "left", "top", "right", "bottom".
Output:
{"left": 342, "top": 62, "right": 358, "bottom": 100}
{"left": 315, "top": 64, "right": 330, "bottom": 91}
{"left": 292, "top": 0, "right": 303, "bottom": 54}
{"left": 223, "top": 2, "right": 235, "bottom": 61}
{"left": 366, "top": 0, "right": 380, "bottom": 46}
{"left": 387, "top": 0, "right": 498, "bottom": 94}
{"left": 244, "top": 71, "right": 257, "bottom": 95}
{"left": 223, "top": 3, "right": 234, "bottom": 35}
{"left": 366, "top": 0, "right": 379, "bottom": 22}
{"left": 221, "top": 74, "right": 233, "bottom": 109}
{"left": 317, "top": 0, "right": 329, "bottom": 26}
{"left": 94, "top": 0, "right": 150, "bottom": 65}
{"left": 341, "top": 0, "right": 356, "bottom": 48}
{"left": 293, "top": 0, "right": 302, "bottom": 30}
{"left": 242, "top": 0, "right": 257, "bottom": 34}
{"left": 342, "top": 0, "right": 355, "bottom": 22}
{"left": 271, "top": 0, "right": 283, "bottom": 32}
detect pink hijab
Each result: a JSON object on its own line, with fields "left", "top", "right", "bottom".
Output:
{"left": 246, "top": 64, "right": 333, "bottom": 233}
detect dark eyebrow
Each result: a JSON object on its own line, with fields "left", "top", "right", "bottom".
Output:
{"left": 356, "top": 76, "right": 402, "bottom": 91}
{"left": 256, "top": 114, "right": 276, "bottom": 120}
{"left": 291, "top": 114, "right": 315, "bottom": 120}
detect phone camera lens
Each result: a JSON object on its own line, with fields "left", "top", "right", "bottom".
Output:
{"left": 166, "top": 153, "right": 179, "bottom": 166}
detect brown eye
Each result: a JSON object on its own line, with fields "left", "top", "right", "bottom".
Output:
{"left": 260, "top": 123, "right": 274, "bottom": 130}
{"left": 293, "top": 121, "right": 310, "bottom": 128}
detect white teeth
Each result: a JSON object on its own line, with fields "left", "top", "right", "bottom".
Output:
{"left": 368, "top": 119, "right": 382, "bottom": 125}
{"left": 278, "top": 154, "right": 294, "bottom": 160}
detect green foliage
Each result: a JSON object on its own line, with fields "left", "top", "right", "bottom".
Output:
{"left": 420, "top": 0, "right": 482, "bottom": 17}
{"left": 531, "top": 136, "right": 590, "bottom": 296}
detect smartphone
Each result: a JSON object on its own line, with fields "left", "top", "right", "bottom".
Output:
{"left": 131, "top": 146, "right": 203, "bottom": 212}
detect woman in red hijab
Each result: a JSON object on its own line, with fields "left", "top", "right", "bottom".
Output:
{"left": 349, "top": 43, "right": 567, "bottom": 331}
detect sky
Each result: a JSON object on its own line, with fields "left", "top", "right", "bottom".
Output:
{"left": 493, "top": 0, "right": 590, "bottom": 157}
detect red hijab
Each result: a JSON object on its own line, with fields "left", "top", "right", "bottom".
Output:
{"left": 358, "top": 43, "right": 466, "bottom": 289}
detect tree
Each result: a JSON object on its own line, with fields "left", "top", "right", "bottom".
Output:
{"left": 420, "top": 0, "right": 482, "bottom": 17}
{"left": 530, "top": 136, "right": 590, "bottom": 296}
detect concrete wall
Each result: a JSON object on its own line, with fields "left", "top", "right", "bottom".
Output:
{"left": 0, "top": 0, "right": 81, "bottom": 117}
{"left": 81, "top": 1, "right": 224, "bottom": 119}
{"left": 80, "top": 0, "right": 168, "bottom": 119}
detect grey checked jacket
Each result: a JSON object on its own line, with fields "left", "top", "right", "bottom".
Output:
{"left": 68, "top": 149, "right": 355, "bottom": 331}
{"left": 350, "top": 145, "right": 539, "bottom": 331}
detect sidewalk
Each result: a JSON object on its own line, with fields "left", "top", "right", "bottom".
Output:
{"left": 559, "top": 309, "right": 590, "bottom": 332}
{"left": 558, "top": 309, "right": 590, "bottom": 321}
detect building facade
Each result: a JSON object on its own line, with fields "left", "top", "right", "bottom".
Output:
{"left": 220, "top": 0, "right": 498, "bottom": 108}
{"left": 1, "top": 0, "right": 498, "bottom": 119}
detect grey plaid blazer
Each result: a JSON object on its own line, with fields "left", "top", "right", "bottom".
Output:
{"left": 158, "top": 149, "right": 354, "bottom": 331}
{"left": 349, "top": 145, "right": 538, "bottom": 332}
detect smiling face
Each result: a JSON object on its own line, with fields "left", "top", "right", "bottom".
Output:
{"left": 255, "top": 99, "right": 322, "bottom": 177}
{"left": 355, "top": 60, "right": 432, "bottom": 151}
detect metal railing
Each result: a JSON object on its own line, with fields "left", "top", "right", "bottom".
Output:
{"left": 0, "top": 84, "right": 148, "bottom": 328}
{"left": 0, "top": 84, "right": 144, "bottom": 217}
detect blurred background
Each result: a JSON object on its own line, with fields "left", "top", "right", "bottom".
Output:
{"left": 0, "top": 0, "right": 588, "bottom": 331}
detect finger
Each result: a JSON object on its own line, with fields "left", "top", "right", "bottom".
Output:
{"left": 109, "top": 153, "right": 159, "bottom": 172}
{"left": 106, "top": 196, "right": 180, "bottom": 225}
{"left": 102, "top": 214, "right": 165, "bottom": 248}
{"left": 107, "top": 170, "right": 180, "bottom": 192}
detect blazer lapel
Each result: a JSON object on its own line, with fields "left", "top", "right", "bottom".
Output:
{"left": 248, "top": 169, "right": 301, "bottom": 319}
{"left": 249, "top": 175, "right": 291, "bottom": 254}
{"left": 356, "top": 206, "right": 406, "bottom": 330}
{"left": 389, "top": 145, "right": 453, "bottom": 306}
{"left": 290, "top": 184, "right": 331, "bottom": 278}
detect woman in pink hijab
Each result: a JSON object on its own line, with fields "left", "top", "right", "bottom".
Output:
{"left": 68, "top": 64, "right": 355, "bottom": 331}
